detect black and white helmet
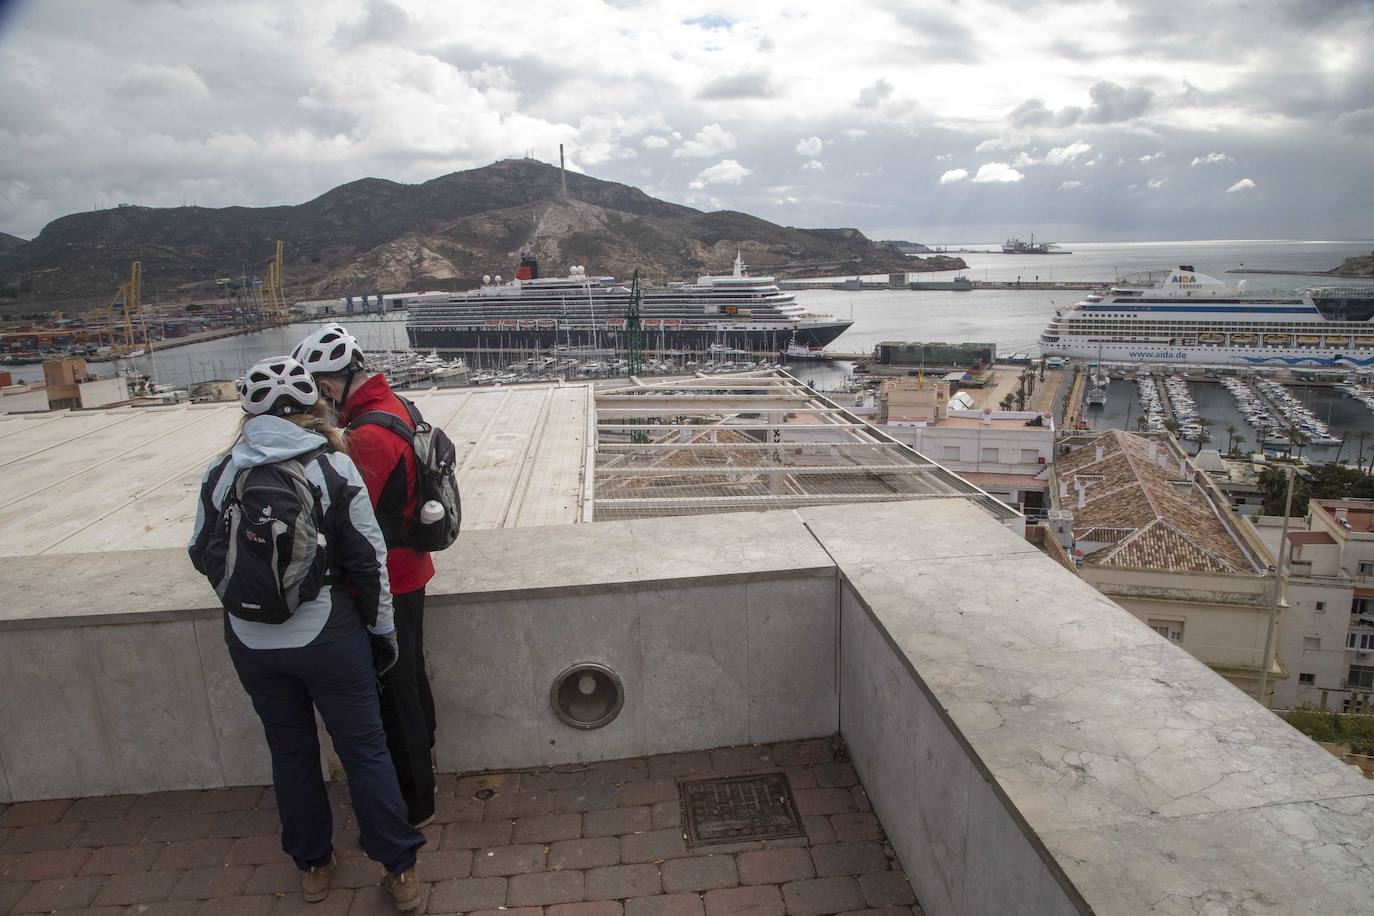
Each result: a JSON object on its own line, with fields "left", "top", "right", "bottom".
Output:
{"left": 292, "top": 323, "right": 364, "bottom": 375}
{"left": 238, "top": 356, "right": 319, "bottom": 416}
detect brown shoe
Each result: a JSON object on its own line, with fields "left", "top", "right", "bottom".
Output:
{"left": 301, "top": 853, "right": 337, "bottom": 903}
{"left": 382, "top": 866, "right": 422, "bottom": 912}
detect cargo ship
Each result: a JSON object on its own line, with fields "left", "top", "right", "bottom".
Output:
{"left": 405, "top": 254, "right": 852, "bottom": 353}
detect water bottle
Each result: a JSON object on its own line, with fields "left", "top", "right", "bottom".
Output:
{"left": 419, "top": 500, "right": 445, "bottom": 525}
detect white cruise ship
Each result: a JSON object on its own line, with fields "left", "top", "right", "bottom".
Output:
{"left": 406, "top": 253, "right": 851, "bottom": 354}
{"left": 1039, "top": 266, "right": 1374, "bottom": 368}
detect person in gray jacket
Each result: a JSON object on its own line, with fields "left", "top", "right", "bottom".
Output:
{"left": 188, "top": 356, "right": 424, "bottom": 911}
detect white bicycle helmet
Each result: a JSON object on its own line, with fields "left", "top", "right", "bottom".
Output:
{"left": 292, "top": 323, "right": 364, "bottom": 375}
{"left": 238, "top": 356, "right": 319, "bottom": 416}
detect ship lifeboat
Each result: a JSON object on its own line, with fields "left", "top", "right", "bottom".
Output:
{"left": 484, "top": 319, "right": 502, "bottom": 329}
{"left": 1356, "top": 336, "right": 1374, "bottom": 347}
{"left": 501, "top": 319, "right": 518, "bottom": 329}
{"left": 1295, "top": 335, "right": 1321, "bottom": 346}
{"left": 1198, "top": 332, "right": 1225, "bottom": 344}
{"left": 663, "top": 319, "right": 681, "bottom": 329}
{"left": 643, "top": 319, "right": 663, "bottom": 329}
{"left": 1262, "top": 333, "right": 1291, "bottom": 346}
{"left": 539, "top": 319, "right": 557, "bottom": 329}
{"left": 517, "top": 319, "right": 537, "bottom": 330}
{"left": 606, "top": 318, "right": 626, "bottom": 330}
{"left": 1232, "top": 333, "right": 1258, "bottom": 345}
{"left": 1326, "top": 335, "right": 1351, "bottom": 347}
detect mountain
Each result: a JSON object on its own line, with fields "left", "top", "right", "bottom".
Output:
{"left": 0, "top": 232, "right": 25, "bottom": 255}
{"left": 0, "top": 160, "right": 964, "bottom": 309}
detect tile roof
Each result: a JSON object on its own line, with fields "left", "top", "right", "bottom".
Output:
{"left": 1054, "top": 430, "right": 1260, "bottom": 575}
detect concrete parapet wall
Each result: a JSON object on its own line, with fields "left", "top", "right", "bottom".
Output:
{"left": 2, "top": 501, "right": 1373, "bottom": 913}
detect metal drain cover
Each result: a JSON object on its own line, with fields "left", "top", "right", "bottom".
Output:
{"left": 679, "top": 773, "right": 804, "bottom": 847}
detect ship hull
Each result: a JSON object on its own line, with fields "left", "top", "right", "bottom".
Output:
{"left": 1041, "top": 339, "right": 1374, "bottom": 368}
{"left": 408, "top": 321, "right": 852, "bottom": 353}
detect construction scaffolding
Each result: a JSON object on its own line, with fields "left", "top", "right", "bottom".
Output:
{"left": 591, "top": 371, "right": 1020, "bottom": 522}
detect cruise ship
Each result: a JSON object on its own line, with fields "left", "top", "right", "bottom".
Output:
{"left": 1039, "top": 266, "right": 1374, "bottom": 367}
{"left": 405, "top": 254, "right": 852, "bottom": 354}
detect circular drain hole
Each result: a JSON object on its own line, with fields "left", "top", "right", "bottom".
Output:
{"left": 550, "top": 663, "right": 624, "bottom": 730}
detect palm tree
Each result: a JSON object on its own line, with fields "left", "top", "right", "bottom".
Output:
{"left": 1225, "top": 423, "right": 1239, "bottom": 455}
{"left": 1288, "top": 425, "right": 1311, "bottom": 462}
{"left": 1232, "top": 434, "right": 1248, "bottom": 456}
{"left": 1356, "top": 430, "right": 1372, "bottom": 473}
{"left": 999, "top": 393, "right": 1016, "bottom": 411}
{"left": 1193, "top": 417, "right": 1212, "bottom": 455}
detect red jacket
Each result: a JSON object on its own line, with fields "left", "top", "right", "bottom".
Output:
{"left": 339, "top": 373, "right": 435, "bottom": 595}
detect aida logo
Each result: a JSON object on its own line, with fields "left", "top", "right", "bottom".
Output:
{"left": 1170, "top": 274, "right": 1197, "bottom": 284}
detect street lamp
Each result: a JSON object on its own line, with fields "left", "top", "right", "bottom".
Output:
{"left": 1256, "top": 465, "right": 1306, "bottom": 705}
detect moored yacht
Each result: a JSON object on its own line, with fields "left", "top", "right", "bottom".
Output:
{"left": 1040, "top": 266, "right": 1374, "bottom": 367}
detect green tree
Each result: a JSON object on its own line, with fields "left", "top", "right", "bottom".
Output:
{"left": 1356, "top": 430, "right": 1372, "bottom": 473}
{"left": 999, "top": 393, "right": 1016, "bottom": 411}
{"left": 1224, "top": 423, "right": 1238, "bottom": 455}
{"left": 1163, "top": 418, "right": 1181, "bottom": 437}
{"left": 1288, "top": 425, "right": 1312, "bottom": 462}
{"left": 1260, "top": 466, "right": 1311, "bottom": 517}
{"left": 1232, "top": 434, "right": 1248, "bottom": 457}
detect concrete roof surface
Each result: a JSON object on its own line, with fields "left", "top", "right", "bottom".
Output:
{"left": 0, "top": 384, "right": 591, "bottom": 557}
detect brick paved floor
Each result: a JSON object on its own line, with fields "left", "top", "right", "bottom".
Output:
{"left": 0, "top": 738, "right": 924, "bottom": 916}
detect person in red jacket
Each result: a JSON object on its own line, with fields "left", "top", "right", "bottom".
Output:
{"left": 293, "top": 324, "right": 437, "bottom": 828}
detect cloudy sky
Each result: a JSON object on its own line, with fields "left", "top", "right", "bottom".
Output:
{"left": 1, "top": 0, "right": 1372, "bottom": 243}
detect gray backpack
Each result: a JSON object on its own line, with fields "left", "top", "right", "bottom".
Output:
{"left": 202, "top": 453, "right": 330, "bottom": 623}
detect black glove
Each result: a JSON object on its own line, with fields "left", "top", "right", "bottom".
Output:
{"left": 371, "top": 631, "right": 399, "bottom": 678}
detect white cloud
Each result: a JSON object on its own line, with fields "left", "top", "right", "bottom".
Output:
{"left": 641, "top": 135, "right": 669, "bottom": 149}
{"left": 801, "top": 159, "right": 825, "bottom": 171}
{"left": 689, "top": 159, "right": 750, "bottom": 188}
{"left": 1226, "top": 178, "right": 1256, "bottom": 193}
{"left": 1139, "top": 152, "right": 1165, "bottom": 163}
{"left": 1011, "top": 151, "right": 1040, "bottom": 167}
{"left": 843, "top": 129, "right": 868, "bottom": 141}
{"left": 796, "top": 136, "right": 823, "bottom": 157}
{"left": 114, "top": 63, "right": 210, "bottom": 100}
{"left": 1147, "top": 178, "right": 1169, "bottom": 189}
{"left": 972, "top": 163, "right": 1023, "bottom": 183}
{"left": 857, "top": 78, "right": 893, "bottom": 108}
{"left": 938, "top": 168, "right": 969, "bottom": 184}
{"left": 1191, "top": 152, "right": 1234, "bottom": 166}
{"left": 933, "top": 153, "right": 952, "bottom": 161}
{"left": 1058, "top": 180, "right": 1086, "bottom": 191}
{"left": 1336, "top": 108, "right": 1374, "bottom": 135}
{"left": 1044, "top": 141, "right": 1092, "bottom": 166}
{"left": 975, "top": 136, "right": 1018, "bottom": 153}
{"left": 672, "top": 124, "right": 736, "bottom": 159}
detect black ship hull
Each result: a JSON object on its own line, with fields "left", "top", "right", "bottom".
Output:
{"left": 407, "top": 321, "right": 852, "bottom": 353}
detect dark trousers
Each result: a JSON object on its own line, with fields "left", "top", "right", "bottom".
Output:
{"left": 230, "top": 627, "right": 425, "bottom": 874}
{"left": 380, "top": 588, "right": 437, "bottom": 824}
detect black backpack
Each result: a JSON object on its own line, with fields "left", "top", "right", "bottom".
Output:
{"left": 202, "top": 452, "right": 331, "bottom": 623}
{"left": 349, "top": 397, "right": 461, "bottom": 552}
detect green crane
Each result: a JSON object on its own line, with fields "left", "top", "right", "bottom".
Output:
{"left": 626, "top": 269, "right": 644, "bottom": 377}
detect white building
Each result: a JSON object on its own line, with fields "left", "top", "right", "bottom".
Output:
{"left": 1251, "top": 499, "right": 1374, "bottom": 712}
{"left": 873, "top": 376, "right": 1053, "bottom": 516}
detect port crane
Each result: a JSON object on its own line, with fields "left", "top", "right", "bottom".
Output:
{"left": 103, "top": 261, "right": 150, "bottom": 355}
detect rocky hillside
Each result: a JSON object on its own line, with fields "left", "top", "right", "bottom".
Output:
{"left": 1333, "top": 251, "right": 1374, "bottom": 277}
{"left": 0, "top": 160, "right": 963, "bottom": 309}
{"left": 0, "top": 232, "right": 25, "bottom": 255}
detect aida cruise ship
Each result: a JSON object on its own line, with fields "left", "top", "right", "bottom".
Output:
{"left": 406, "top": 254, "right": 852, "bottom": 354}
{"left": 1039, "top": 267, "right": 1374, "bottom": 367}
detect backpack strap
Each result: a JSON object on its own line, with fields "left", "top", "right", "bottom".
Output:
{"left": 348, "top": 409, "right": 414, "bottom": 443}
